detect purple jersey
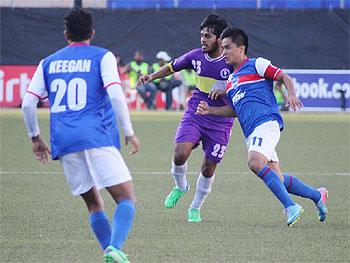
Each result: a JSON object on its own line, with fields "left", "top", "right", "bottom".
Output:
{"left": 170, "top": 48, "right": 234, "bottom": 131}
{"left": 170, "top": 49, "right": 234, "bottom": 163}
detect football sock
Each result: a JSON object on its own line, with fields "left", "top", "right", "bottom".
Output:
{"left": 171, "top": 161, "right": 188, "bottom": 191}
{"left": 283, "top": 173, "right": 321, "bottom": 203}
{"left": 190, "top": 173, "right": 214, "bottom": 209}
{"left": 110, "top": 199, "right": 135, "bottom": 250}
{"left": 257, "top": 166, "right": 295, "bottom": 209}
{"left": 89, "top": 211, "right": 111, "bottom": 250}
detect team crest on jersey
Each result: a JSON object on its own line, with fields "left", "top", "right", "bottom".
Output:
{"left": 220, "top": 68, "right": 231, "bottom": 79}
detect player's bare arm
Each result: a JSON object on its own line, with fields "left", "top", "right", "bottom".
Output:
{"left": 22, "top": 91, "right": 51, "bottom": 164}
{"left": 31, "top": 135, "right": 51, "bottom": 164}
{"left": 277, "top": 72, "right": 303, "bottom": 111}
{"left": 125, "top": 135, "right": 140, "bottom": 155}
{"left": 137, "top": 64, "right": 173, "bottom": 86}
{"left": 196, "top": 101, "right": 236, "bottom": 117}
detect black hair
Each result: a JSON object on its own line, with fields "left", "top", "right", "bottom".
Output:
{"left": 220, "top": 27, "right": 249, "bottom": 54}
{"left": 200, "top": 14, "right": 228, "bottom": 38}
{"left": 64, "top": 8, "right": 93, "bottom": 42}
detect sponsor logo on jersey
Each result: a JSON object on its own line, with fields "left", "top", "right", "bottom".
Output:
{"left": 231, "top": 90, "right": 246, "bottom": 105}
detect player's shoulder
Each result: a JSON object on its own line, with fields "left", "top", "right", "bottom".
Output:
{"left": 183, "top": 48, "right": 203, "bottom": 58}
{"left": 254, "top": 57, "right": 271, "bottom": 66}
{"left": 88, "top": 45, "right": 110, "bottom": 55}
{"left": 77, "top": 45, "right": 111, "bottom": 59}
{"left": 40, "top": 46, "right": 69, "bottom": 67}
{"left": 191, "top": 48, "right": 203, "bottom": 54}
{"left": 43, "top": 46, "right": 69, "bottom": 61}
{"left": 241, "top": 57, "right": 270, "bottom": 71}
{"left": 253, "top": 57, "right": 273, "bottom": 73}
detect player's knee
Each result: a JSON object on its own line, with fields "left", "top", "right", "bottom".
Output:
{"left": 173, "top": 143, "right": 192, "bottom": 165}
{"left": 86, "top": 200, "right": 104, "bottom": 213}
{"left": 248, "top": 157, "right": 264, "bottom": 174}
{"left": 202, "top": 170, "right": 215, "bottom": 178}
{"left": 201, "top": 159, "right": 216, "bottom": 178}
{"left": 117, "top": 195, "right": 137, "bottom": 206}
{"left": 112, "top": 189, "right": 137, "bottom": 205}
{"left": 173, "top": 152, "right": 188, "bottom": 165}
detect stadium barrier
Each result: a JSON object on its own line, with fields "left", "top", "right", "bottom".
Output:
{"left": 0, "top": 65, "right": 182, "bottom": 109}
{"left": 1, "top": 66, "right": 349, "bottom": 111}
{"left": 285, "top": 69, "right": 350, "bottom": 111}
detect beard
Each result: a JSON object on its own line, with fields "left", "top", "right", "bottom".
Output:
{"left": 203, "top": 42, "right": 220, "bottom": 54}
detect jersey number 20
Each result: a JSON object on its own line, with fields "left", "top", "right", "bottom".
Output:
{"left": 50, "top": 78, "right": 87, "bottom": 113}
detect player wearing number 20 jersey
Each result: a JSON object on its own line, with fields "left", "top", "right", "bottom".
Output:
{"left": 22, "top": 9, "right": 139, "bottom": 262}
{"left": 27, "top": 44, "right": 120, "bottom": 160}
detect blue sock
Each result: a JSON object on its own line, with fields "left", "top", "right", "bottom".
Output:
{"left": 283, "top": 173, "right": 321, "bottom": 203}
{"left": 257, "top": 166, "right": 295, "bottom": 208}
{"left": 89, "top": 211, "right": 111, "bottom": 250}
{"left": 110, "top": 199, "right": 136, "bottom": 250}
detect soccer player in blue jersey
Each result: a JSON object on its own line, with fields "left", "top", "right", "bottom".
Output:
{"left": 196, "top": 27, "right": 328, "bottom": 226}
{"left": 22, "top": 9, "right": 139, "bottom": 263}
{"left": 138, "top": 15, "right": 234, "bottom": 223}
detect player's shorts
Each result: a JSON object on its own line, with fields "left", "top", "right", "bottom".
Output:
{"left": 175, "top": 114, "right": 231, "bottom": 163}
{"left": 245, "top": 120, "right": 280, "bottom": 162}
{"left": 59, "top": 146, "right": 131, "bottom": 196}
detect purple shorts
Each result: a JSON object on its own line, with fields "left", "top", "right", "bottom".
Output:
{"left": 175, "top": 112, "right": 233, "bottom": 163}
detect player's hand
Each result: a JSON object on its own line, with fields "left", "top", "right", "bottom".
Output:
{"left": 137, "top": 75, "right": 152, "bottom": 87}
{"left": 286, "top": 92, "right": 303, "bottom": 111}
{"left": 125, "top": 135, "right": 140, "bottom": 155}
{"left": 196, "top": 101, "right": 210, "bottom": 115}
{"left": 208, "top": 90, "right": 226, "bottom": 100}
{"left": 32, "top": 136, "right": 51, "bottom": 164}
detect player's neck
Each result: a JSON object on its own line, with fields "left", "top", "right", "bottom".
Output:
{"left": 234, "top": 56, "right": 248, "bottom": 70}
{"left": 69, "top": 39, "right": 91, "bottom": 46}
{"left": 207, "top": 48, "right": 223, "bottom": 59}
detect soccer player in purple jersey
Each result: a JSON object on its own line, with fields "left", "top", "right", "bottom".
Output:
{"left": 196, "top": 27, "right": 328, "bottom": 226}
{"left": 138, "top": 15, "right": 234, "bottom": 222}
{"left": 22, "top": 9, "right": 139, "bottom": 262}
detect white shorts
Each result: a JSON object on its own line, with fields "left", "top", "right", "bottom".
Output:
{"left": 245, "top": 121, "right": 280, "bottom": 163}
{"left": 59, "top": 146, "right": 132, "bottom": 196}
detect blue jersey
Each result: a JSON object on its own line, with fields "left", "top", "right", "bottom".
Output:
{"left": 226, "top": 57, "right": 284, "bottom": 137}
{"left": 28, "top": 44, "right": 121, "bottom": 160}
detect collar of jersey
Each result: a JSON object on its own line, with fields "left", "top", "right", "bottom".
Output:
{"left": 234, "top": 57, "right": 249, "bottom": 73}
{"left": 69, "top": 43, "right": 90, "bottom": 47}
{"left": 204, "top": 53, "right": 224, "bottom": 62}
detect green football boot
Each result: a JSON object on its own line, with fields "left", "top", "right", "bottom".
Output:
{"left": 164, "top": 185, "right": 189, "bottom": 208}
{"left": 104, "top": 245, "right": 129, "bottom": 263}
{"left": 188, "top": 208, "right": 201, "bottom": 223}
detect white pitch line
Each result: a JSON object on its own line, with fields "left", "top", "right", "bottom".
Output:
{"left": 0, "top": 171, "right": 349, "bottom": 176}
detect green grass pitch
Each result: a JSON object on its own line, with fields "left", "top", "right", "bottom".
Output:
{"left": 1, "top": 110, "right": 349, "bottom": 262}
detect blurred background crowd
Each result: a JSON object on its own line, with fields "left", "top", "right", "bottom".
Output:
{"left": 1, "top": 0, "right": 349, "bottom": 111}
